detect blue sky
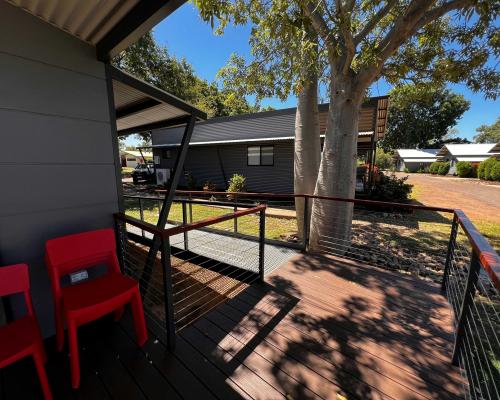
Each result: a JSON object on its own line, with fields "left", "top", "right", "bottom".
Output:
{"left": 134, "top": 3, "right": 498, "bottom": 143}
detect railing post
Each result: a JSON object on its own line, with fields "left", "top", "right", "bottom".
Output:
{"left": 258, "top": 208, "right": 266, "bottom": 281}
{"left": 442, "top": 214, "right": 459, "bottom": 292}
{"left": 188, "top": 192, "right": 193, "bottom": 223}
{"left": 451, "top": 250, "right": 481, "bottom": 365}
{"left": 139, "top": 197, "right": 145, "bottom": 238}
{"left": 160, "top": 236, "right": 176, "bottom": 351}
{"left": 233, "top": 193, "right": 238, "bottom": 233}
{"left": 303, "top": 195, "right": 309, "bottom": 251}
{"left": 181, "top": 200, "right": 189, "bottom": 251}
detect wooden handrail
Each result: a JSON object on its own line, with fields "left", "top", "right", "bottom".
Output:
{"left": 114, "top": 205, "right": 266, "bottom": 239}
{"left": 113, "top": 212, "right": 165, "bottom": 236}
{"left": 167, "top": 190, "right": 456, "bottom": 213}
{"left": 454, "top": 210, "right": 500, "bottom": 291}
{"left": 162, "top": 204, "right": 266, "bottom": 237}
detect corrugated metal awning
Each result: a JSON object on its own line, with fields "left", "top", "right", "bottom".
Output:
{"left": 6, "top": 0, "right": 185, "bottom": 59}
{"left": 110, "top": 66, "right": 206, "bottom": 135}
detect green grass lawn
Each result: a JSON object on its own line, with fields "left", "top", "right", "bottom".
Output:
{"left": 121, "top": 167, "right": 134, "bottom": 178}
{"left": 124, "top": 194, "right": 499, "bottom": 251}
{"left": 124, "top": 199, "right": 297, "bottom": 241}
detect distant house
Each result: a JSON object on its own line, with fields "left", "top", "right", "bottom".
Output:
{"left": 120, "top": 150, "right": 152, "bottom": 168}
{"left": 436, "top": 143, "right": 498, "bottom": 175}
{"left": 394, "top": 149, "right": 439, "bottom": 172}
{"left": 489, "top": 142, "right": 500, "bottom": 160}
{"left": 149, "top": 97, "right": 389, "bottom": 193}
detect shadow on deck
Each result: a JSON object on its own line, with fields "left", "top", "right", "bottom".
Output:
{"left": 0, "top": 253, "right": 464, "bottom": 400}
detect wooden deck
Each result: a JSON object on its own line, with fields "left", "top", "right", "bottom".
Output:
{"left": 0, "top": 253, "right": 465, "bottom": 400}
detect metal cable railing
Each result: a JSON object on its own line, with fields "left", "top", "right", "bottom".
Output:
{"left": 442, "top": 211, "right": 500, "bottom": 400}
{"left": 122, "top": 190, "right": 499, "bottom": 395}
{"left": 114, "top": 202, "right": 266, "bottom": 350}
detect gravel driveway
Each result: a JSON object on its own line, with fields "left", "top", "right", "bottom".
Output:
{"left": 397, "top": 173, "right": 500, "bottom": 222}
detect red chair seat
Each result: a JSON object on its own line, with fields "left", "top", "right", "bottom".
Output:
{"left": 45, "top": 228, "right": 147, "bottom": 389}
{"left": 0, "top": 264, "right": 52, "bottom": 400}
{"left": 0, "top": 316, "right": 40, "bottom": 366}
{"left": 62, "top": 274, "right": 137, "bottom": 315}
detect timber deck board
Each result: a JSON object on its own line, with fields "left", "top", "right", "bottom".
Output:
{"left": 0, "top": 252, "right": 464, "bottom": 399}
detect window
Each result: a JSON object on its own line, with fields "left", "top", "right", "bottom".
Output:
{"left": 247, "top": 145, "right": 274, "bottom": 166}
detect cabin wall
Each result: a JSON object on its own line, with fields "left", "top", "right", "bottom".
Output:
{"left": 0, "top": 2, "right": 120, "bottom": 336}
{"left": 154, "top": 142, "right": 295, "bottom": 193}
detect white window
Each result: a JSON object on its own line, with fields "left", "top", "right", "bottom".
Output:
{"left": 247, "top": 146, "right": 261, "bottom": 165}
{"left": 247, "top": 145, "right": 274, "bottom": 166}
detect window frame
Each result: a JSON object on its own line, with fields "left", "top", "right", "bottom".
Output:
{"left": 247, "top": 145, "right": 274, "bottom": 166}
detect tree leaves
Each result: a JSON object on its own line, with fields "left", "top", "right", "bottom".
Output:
{"left": 380, "top": 84, "right": 471, "bottom": 150}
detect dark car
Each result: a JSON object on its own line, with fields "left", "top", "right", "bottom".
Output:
{"left": 132, "top": 163, "right": 154, "bottom": 184}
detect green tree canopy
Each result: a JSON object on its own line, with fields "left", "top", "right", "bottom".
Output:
{"left": 113, "top": 31, "right": 258, "bottom": 120}
{"left": 380, "top": 84, "right": 470, "bottom": 150}
{"left": 474, "top": 117, "right": 500, "bottom": 143}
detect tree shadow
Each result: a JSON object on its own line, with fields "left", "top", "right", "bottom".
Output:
{"left": 175, "top": 252, "right": 465, "bottom": 399}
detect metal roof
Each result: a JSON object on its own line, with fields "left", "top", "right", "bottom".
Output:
{"left": 151, "top": 97, "right": 386, "bottom": 147}
{"left": 6, "top": 0, "right": 185, "bottom": 59}
{"left": 110, "top": 66, "right": 206, "bottom": 134}
{"left": 120, "top": 150, "right": 152, "bottom": 158}
{"left": 489, "top": 142, "right": 500, "bottom": 154}
{"left": 436, "top": 143, "right": 498, "bottom": 158}
{"left": 395, "top": 149, "right": 440, "bottom": 159}
{"left": 144, "top": 131, "right": 374, "bottom": 149}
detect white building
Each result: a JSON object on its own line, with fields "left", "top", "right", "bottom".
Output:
{"left": 120, "top": 150, "right": 153, "bottom": 168}
{"left": 436, "top": 143, "right": 498, "bottom": 174}
{"left": 394, "top": 149, "right": 439, "bottom": 172}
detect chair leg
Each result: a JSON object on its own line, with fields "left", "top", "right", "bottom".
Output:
{"left": 130, "top": 290, "right": 148, "bottom": 347}
{"left": 55, "top": 313, "right": 65, "bottom": 352}
{"left": 33, "top": 347, "right": 53, "bottom": 400}
{"left": 113, "top": 306, "right": 125, "bottom": 322}
{"left": 67, "top": 319, "right": 80, "bottom": 389}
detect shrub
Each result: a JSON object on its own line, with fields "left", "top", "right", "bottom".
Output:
{"left": 429, "top": 162, "right": 439, "bottom": 174}
{"left": 375, "top": 148, "right": 394, "bottom": 170}
{"left": 429, "top": 161, "right": 449, "bottom": 175}
{"left": 437, "top": 161, "right": 450, "bottom": 175}
{"left": 370, "top": 172, "right": 413, "bottom": 202}
{"left": 456, "top": 161, "right": 474, "bottom": 177}
{"left": 484, "top": 157, "right": 496, "bottom": 180}
{"left": 478, "top": 157, "right": 500, "bottom": 181}
{"left": 491, "top": 161, "right": 500, "bottom": 181}
{"left": 227, "top": 174, "right": 246, "bottom": 193}
{"left": 203, "top": 180, "right": 216, "bottom": 191}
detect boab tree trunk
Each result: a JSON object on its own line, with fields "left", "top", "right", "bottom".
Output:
{"left": 294, "top": 76, "right": 321, "bottom": 241}
{"left": 308, "top": 78, "right": 361, "bottom": 252}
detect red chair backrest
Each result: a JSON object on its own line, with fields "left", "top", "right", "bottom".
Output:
{"left": 0, "top": 264, "right": 35, "bottom": 317}
{"left": 45, "top": 228, "right": 120, "bottom": 279}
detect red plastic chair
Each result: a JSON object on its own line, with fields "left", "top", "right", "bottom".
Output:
{"left": 45, "top": 228, "right": 147, "bottom": 389}
{"left": 0, "top": 264, "right": 53, "bottom": 400}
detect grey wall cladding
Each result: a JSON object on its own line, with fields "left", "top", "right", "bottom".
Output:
{"left": 0, "top": 2, "right": 119, "bottom": 336}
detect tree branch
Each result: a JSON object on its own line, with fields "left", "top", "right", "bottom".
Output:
{"left": 414, "top": 0, "right": 473, "bottom": 32}
{"left": 354, "top": 0, "right": 398, "bottom": 45}
{"left": 356, "top": 0, "right": 474, "bottom": 93}
{"left": 301, "top": 0, "right": 333, "bottom": 46}
{"left": 335, "top": 0, "right": 355, "bottom": 75}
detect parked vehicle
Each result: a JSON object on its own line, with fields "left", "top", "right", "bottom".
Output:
{"left": 132, "top": 163, "right": 154, "bottom": 184}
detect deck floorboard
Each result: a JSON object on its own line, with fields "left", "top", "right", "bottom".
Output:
{"left": 0, "top": 252, "right": 465, "bottom": 399}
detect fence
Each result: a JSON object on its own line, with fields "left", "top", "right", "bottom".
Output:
{"left": 114, "top": 202, "right": 266, "bottom": 350}
{"left": 442, "top": 210, "right": 500, "bottom": 399}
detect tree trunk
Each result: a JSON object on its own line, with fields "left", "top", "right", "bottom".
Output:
{"left": 294, "top": 76, "right": 320, "bottom": 242}
{"left": 308, "top": 77, "right": 362, "bottom": 253}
